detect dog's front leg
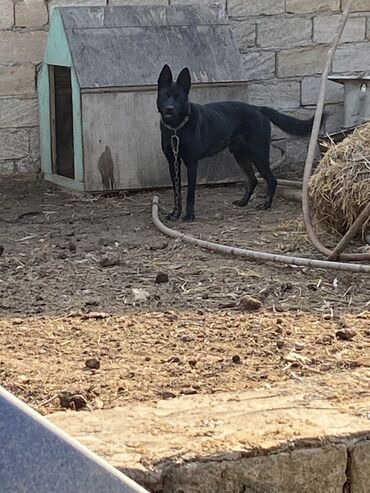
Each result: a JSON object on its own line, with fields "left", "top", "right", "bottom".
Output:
{"left": 184, "top": 161, "right": 198, "bottom": 222}
{"left": 165, "top": 150, "right": 182, "bottom": 221}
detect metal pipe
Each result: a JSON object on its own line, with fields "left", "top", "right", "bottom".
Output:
{"left": 152, "top": 196, "right": 370, "bottom": 273}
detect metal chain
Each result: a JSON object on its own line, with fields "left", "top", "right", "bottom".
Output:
{"left": 171, "top": 133, "right": 181, "bottom": 206}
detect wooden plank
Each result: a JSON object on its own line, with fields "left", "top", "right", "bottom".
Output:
{"left": 82, "top": 85, "right": 248, "bottom": 192}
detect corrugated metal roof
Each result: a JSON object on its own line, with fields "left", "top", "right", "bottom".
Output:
{"left": 58, "top": 5, "right": 245, "bottom": 89}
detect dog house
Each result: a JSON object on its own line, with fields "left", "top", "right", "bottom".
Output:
{"left": 329, "top": 75, "right": 370, "bottom": 128}
{"left": 38, "top": 4, "right": 248, "bottom": 192}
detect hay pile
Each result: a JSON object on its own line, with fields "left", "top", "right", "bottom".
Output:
{"left": 309, "top": 123, "right": 370, "bottom": 238}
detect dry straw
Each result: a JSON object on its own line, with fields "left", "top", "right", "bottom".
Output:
{"left": 309, "top": 123, "right": 370, "bottom": 238}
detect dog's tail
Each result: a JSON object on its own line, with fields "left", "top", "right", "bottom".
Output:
{"left": 260, "top": 106, "right": 322, "bottom": 137}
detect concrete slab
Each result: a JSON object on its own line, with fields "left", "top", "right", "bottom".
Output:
{"left": 48, "top": 378, "right": 370, "bottom": 492}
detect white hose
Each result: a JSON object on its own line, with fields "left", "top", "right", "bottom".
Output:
{"left": 152, "top": 196, "right": 370, "bottom": 273}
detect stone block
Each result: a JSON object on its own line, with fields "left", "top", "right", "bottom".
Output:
{"left": 242, "top": 51, "right": 275, "bottom": 80}
{"left": 15, "top": 0, "right": 48, "bottom": 27}
{"left": 0, "top": 160, "right": 16, "bottom": 175}
{"left": 301, "top": 76, "right": 343, "bottom": 105}
{"left": 228, "top": 0, "right": 284, "bottom": 18}
{"left": 350, "top": 440, "right": 370, "bottom": 493}
{"left": 0, "top": 64, "right": 36, "bottom": 96}
{"left": 0, "top": 0, "right": 14, "bottom": 29}
{"left": 0, "top": 98, "right": 39, "bottom": 129}
{"left": 257, "top": 17, "right": 312, "bottom": 48}
{"left": 16, "top": 157, "right": 41, "bottom": 173}
{"left": 333, "top": 42, "right": 370, "bottom": 73}
{"left": 0, "top": 387, "right": 148, "bottom": 493}
{"left": 247, "top": 80, "right": 301, "bottom": 109}
{"left": 286, "top": 0, "right": 340, "bottom": 13}
{"left": 162, "top": 446, "right": 348, "bottom": 493}
{"left": 342, "top": 0, "right": 370, "bottom": 12}
{"left": 29, "top": 127, "right": 41, "bottom": 159}
{"left": 277, "top": 45, "right": 329, "bottom": 77}
{"left": 0, "top": 129, "right": 29, "bottom": 160}
{"left": 231, "top": 20, "right": 255, "bottom": 52}
{"left": 313, "top": 14, "right": 366, "bottom": 43}
{"left": 0, "top": 31, "right": 47, "bottom": 64}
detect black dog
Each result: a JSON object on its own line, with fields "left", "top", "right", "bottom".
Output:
{"left": 157, "top": 64, "right": 316, "bottom": 222}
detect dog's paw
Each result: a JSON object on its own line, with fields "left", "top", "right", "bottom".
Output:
{"left": 166, "top": 210, "right": 181, "bottom": 221}
{"left": 233, "top": 199, "right": 248, "bottom": 207}
{"left": 255, "top": 202, "right": 271, "bottom": 211}
{"left": 182, "top": 213, "right": 195, "bottom": 222}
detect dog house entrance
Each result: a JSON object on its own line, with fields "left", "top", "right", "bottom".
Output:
{"left": 49, "top": 65, "right": 74, "bottom": 179}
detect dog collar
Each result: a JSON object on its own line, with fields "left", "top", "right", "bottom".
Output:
{"left": 160, "top": 114, "right": 189, "bottom": 133}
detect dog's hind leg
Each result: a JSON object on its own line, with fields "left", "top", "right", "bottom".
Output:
{"left": 230, "top": 138, "right": 258, "bottom": 208}
{"left": 250, "top": 147, "right": 277, "bottom": 210}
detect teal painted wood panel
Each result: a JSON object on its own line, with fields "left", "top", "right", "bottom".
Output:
{"left": 40, "top": 7, "right": 85, "bottom": 189}
{"left": 44, "top": 8, "right": 73, "bottom": 67}
{"left": 38, "top": 64, "right": 52, "bottom": 176}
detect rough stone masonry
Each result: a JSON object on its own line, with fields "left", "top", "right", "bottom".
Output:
{"left": 0, "top": 0, "right": 370, "bottom": 175}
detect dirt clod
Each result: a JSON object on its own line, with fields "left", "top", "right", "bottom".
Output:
{"left": 160, "top": 391, "right": 176, "bottom": 400}
{"left": 59, "top": 392, "right": 88, "bottom": 411}
{"left": 238, "top": 296, "right": 262, "bottom": 311}
{"left": 232, "top": 355, "right": 241, "bottom": 364}
{"left": 85, "top": 358, "right": 100, "bottom": 370}
{"left": 99, "top": 253, "right": 120, "bottom": 268}
{"left": 336, "top": 329, "right": 356, "bottom": 341}
{"left": 155, "top": 272, "right": 169, "bottom": 284}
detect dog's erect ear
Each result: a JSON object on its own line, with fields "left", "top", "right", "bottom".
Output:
{"left": 158, "top": 64, "right": 173, "bottom": 89}
{"left": 176, "top": 68, "right": 191, "bottom": 94}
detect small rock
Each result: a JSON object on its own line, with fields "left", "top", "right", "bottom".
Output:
{"left": 188, "top": 359, "right": 197, "bottom": 368}
{"left": 59, "top": 392, "right": 87, "bottom": 411}
{"left": 149, "top": 242, "right": 168, "bottom": 251}
{"left": 85, "top": 299, "right": 99, "bottom": 307}
{"left": 181, "top": 335, "right": 194, "bottom": 343}
{"left": 365, "top": 330, "right": 370, "bottom": 337}
{"left": 12, "top": 318, "right": 23, "bottom": 325}
{"left": 0, "top": 245, "right": 4, "bottom": 256}
{"left": 98, "top": 237, "right": 113, "bottom": 247}
{"left": 58, "top": 252, "right": 67, "bottom": 260}
{"left": 232, "top": 354, "right": 241, "bottom": 364}
{"left": 99, "top": 253, "right": 120, "bottom": 268}
{"left": 85, "top": 358, "right": 100, "bottom": 370}
{"left": 81, "top": 312, "right": 109, "bottom": 320}
{"left": 160, "top": 391, "right": 176, "bottom": 400}
{"left": 295, "top": 342, "right": 305, "bottom": 352}
{"left": 155, "top": 272, "right": 169, "bottom": 284}
{"left": 336, "top": 329, "right": 356, "bottom": 341}
{"left": 316, "top": 334, "right": 334, "bottom": 345}
{"left": 180, "top": 387, "right": 198, "bottom": 395}
{"left": 132, "top": 288, "right": 150, "bottom": 302}
{"left": 319, "top": 363, "right": 332, "bottom": 372}
{"left": 68, "top": 241, "right": 77, "bottom": 252}
{"left": 323, "top": 314, "right": 332, "bottom": 320}
{"left": 238, "top": 296, "right": 261, "bottom": 311}
{"left": 276, "top": 340, "right": 285, "bottom": 349}
{"left": 168, "top": 356, "right": 180, "bottom": 363}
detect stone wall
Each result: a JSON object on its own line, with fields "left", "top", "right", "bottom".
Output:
{"left": 0, "top": 0, "right": 369, "bottom": 175}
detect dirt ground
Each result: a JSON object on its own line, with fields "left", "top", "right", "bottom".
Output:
{"left": 0, "top": 177, "right": 369, "bottom": 415}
